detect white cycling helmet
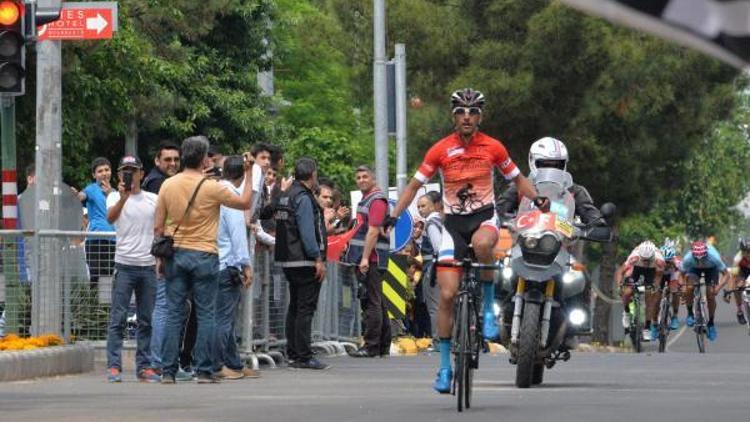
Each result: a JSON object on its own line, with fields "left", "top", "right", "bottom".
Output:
{"left": 637, "top": 241, "right": 657, "bottom": 261}
{"left": 528, "top": 137, "right": 569, "bottom": 177}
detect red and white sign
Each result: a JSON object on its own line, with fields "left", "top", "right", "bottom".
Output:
{"left": 38, "top": 8, "right": 114, "bottom": 41}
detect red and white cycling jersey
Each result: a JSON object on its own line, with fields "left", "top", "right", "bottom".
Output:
{"left": 415, "top": 132, "right": 520, "bottom": 215}
{"left": 624, "top": 247, "right": 666, "bottom": 277}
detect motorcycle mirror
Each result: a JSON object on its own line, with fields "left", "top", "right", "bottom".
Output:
{"left": 600, "top": 202, "right": 616, "bottom": 221}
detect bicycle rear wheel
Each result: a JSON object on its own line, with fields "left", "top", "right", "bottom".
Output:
{"left": 454, "top": 294, "right": 469, "bottom": 412}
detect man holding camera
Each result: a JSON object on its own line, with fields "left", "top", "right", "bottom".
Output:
{"left": 104, "top": 155, "right": 160, "bottom": 383}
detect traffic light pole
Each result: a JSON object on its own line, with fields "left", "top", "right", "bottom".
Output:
{"left": 31, "top": 39, "right": 62, "bottom": 336}
{"left": 0, "top": 94, "right": 22, "bottom": 334}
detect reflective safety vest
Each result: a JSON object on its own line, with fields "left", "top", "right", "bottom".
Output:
{"left": 274, "top": 181, "right": 327, "bottom": 268}
{"left": 345, "top": 188, "right": 390, "bottom": 269}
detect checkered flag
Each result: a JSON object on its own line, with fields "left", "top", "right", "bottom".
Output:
{"left": 563, "top": 0, "right": 750, "bottom": 68}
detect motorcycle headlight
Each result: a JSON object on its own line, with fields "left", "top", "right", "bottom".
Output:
{"left": 502, "top": 266, "right": 514, "bottom": 281}
{"left": 523, "top": 236, "right": 539, "bottom": 249}
{"left": 538, "top": 234, "right": 560, "bottom": 254}
{"left": 520, "top": 232, "right": 561, "bottom": 266}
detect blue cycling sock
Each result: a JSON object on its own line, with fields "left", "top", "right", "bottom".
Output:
{"left": 482, "top": 281, "right": 495, "bottom": 314}
{"left": 439, "top": 338, "right": 451, "bottom": 370}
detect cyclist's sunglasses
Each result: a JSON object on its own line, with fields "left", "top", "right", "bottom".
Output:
{"left": 452, "top": 107, "right": 482, "bottom": 116}
{"left": 161, "top": 157, "right": 180, "bottom": 163}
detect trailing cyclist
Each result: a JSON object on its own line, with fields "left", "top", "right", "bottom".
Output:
{"left": 385, "top": 88, "right": 544, "bottom": 394}
{"left": 680, "top": 240, "right": 730, "bottom": 341}
{"left": 724, "top": 238, "right": 750, "bottom": 325}
{"left": 615, "top": 241, "right": 665, "bottom": 342}
{"left": 660, "top": 239, "right": 683, "bottom": 331}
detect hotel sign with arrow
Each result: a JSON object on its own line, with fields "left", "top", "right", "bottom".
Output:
{"left": 37, "top": 2, "right": 118, "bottom": 41}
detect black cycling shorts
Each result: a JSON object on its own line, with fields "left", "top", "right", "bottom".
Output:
{"left": 740, "top": 266, "right": 750, "bottom": 281}
{"left": 437, "top": 206, "right": 497, "bottom": 263}
{"left": 627, "top": 266, "right": 656, "bottom": 287}
{"left": 686, "top": 268, "right": 720, "bottom": 286}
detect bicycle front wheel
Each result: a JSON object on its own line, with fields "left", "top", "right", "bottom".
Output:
{"left": 695, "top": 304, "right": 706, "bottom": 353}
{"left": 454, "top": 294, "right": 469, "bottom": 412}
{"left": 631, "top": 303, "right": 642, "bottom": 353}
{"left": 658, "top": 298, "right": 670, "bottom": 353}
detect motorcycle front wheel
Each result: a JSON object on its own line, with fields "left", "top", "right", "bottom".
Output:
{"left": 515, "top": 301, "right": 541, "bottom": 389}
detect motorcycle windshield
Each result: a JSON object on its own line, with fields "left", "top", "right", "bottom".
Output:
{"left": 516, "top": 169, "right": 575, "bottom": 237}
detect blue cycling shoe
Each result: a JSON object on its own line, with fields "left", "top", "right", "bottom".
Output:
{"left": 707, "top": 325, "right": 717, "bottom": 341}
{"left": 686, "top": 314, "right": 695, "bottom": 327}
{"left": 650, "top": 325, "right": 659, "bottom": 342}
{"left": 670, "top": 316, "right": 680, "bottom": 331}
{"left": 482, "top": 311, "right": 500, "bottom": 341}
{"left": 433, "top": 368, "right": 452, "bottom": 394}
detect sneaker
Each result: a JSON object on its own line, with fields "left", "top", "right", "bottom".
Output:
{"left": 241, "top": 367, "right": 261, "bottom": 378}
{"left": 196, "top": 373, "right": 221, "bottom": 384}
{"left": 737, "top": 312, "right": 747, "bottom": 326}
{"left": 218, "top": 366, "right": 244, "bottom": 380}
{"left": 670, "top": 316, "right": 680, "bottom": 331}
{"left": 295, "top": 358, "right": 330, "bottom": 370}
{"left": 433, "top": 368, "right": 452, "bottom": 394}
{"left": 622, "top": 311, "right": 631, "bottom": 329}
{"left": 686, "top": 314, "right": 695, "bottom": 327}
{"left": 175, "top": 368, "right": 194, "bottom": 382}
{"left": 161, "top": 374, "right": 175, "bottom": 384}
{"left": 642, "top": 329, "right": 651, "bottom": 342}
{"left": 137, "top": 368, "right": 161, "bottom": 383}
{"left": 107, "top": 367, "right": 122, "bottom": 383}
{"left": 707, "top": 325, "right": 717, "bottom": 341}
{"left": 650, "top": 324, "right": 659, "bottom": 342}
{"left": 482, "top": 311, "right": 500, "bottom": 340}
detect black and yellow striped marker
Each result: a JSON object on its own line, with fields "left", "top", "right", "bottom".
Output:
{"left": 382, "top": 254, "right": 409, "bottom": 320}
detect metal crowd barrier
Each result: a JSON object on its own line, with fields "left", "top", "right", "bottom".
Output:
{"left": 0, "top": 230, "right": 363, "bottom": 367}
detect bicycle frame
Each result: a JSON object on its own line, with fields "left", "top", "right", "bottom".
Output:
{"left": 693, "top": 276, "right": 708, "bottom": 353}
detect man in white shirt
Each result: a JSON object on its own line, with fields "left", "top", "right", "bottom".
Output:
{"left": 104, "top": 155, "right": 160, "bottom": 383}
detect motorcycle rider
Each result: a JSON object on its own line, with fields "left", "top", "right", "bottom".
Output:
{"left": 615, "top": 241, "right": 665, "bottom": 342}
{"left": 723, "top": 238, "right": 750, "bottom": 325}
{"left": 496, "top": 137, "right": 604, "bottom": 225}
{"left": 660, "top": 239, "right": 684, "bottom": 331}
{"left": 680, "top": 240, "right": 730, "bottom": 341}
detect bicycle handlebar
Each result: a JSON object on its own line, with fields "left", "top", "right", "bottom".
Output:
{"left": 435, "top": 260, "right": 503, "bottom": 270}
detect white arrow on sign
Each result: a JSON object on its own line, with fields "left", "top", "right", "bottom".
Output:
{"left": 86, "top": 13, "right": 108, "bottom": 34}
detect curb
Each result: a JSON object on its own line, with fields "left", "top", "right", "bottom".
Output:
{"left": 0, "top": 343, "right": 95, "bottom": 382}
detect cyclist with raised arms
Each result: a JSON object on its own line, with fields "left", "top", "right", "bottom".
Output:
{"left": 615, "top": 240, "right": 665, "bottom": 342}
{"left": 385, "top": 88, "right": 544, "bottom": 394}
{"left": 681, "top": 240, "right": 730, "bottom": 341}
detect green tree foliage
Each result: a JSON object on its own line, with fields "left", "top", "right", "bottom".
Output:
{"left": 17, "top": 1, "right": 273, "bottom": 188}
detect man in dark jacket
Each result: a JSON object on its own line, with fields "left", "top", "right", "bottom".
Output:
{"left": 142, "top": 141, "right": 180, "bottom": 194}
{"left": 496, "top": 137, "right": 603, "bottom": 225}
{"left": 274, "top": 157, "right": 329, "bottom": 370}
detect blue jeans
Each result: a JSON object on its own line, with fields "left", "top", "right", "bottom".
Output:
{"left": 106, "top": 263, "right": 156, "bottom": 373}
{"left": 150, "top": 277, "right": 167, "bottom": 369}
{"left": 214, "top": 268, "right": 243, "bottom": 371}
{"left": 162, "top": 249, "right": 219, "bottom": 377}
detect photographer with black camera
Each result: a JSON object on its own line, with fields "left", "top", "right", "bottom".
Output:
{"left": 104, "top": 155, "right": 160, "bottom": 383}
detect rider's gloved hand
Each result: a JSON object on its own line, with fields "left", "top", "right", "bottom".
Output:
{"left": 533, "top": 196, "right": 550, "bottom": 212}
{"left": 382, "top": 214, "right": 398, "bottom": 231}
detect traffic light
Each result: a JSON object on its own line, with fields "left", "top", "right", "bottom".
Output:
{"left": 0, "top": 0, "right": 24, "bottom": 96}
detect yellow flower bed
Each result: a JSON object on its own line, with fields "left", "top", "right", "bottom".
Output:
{"left": 0, "top": 334, "right": 64, "bottom": 351}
